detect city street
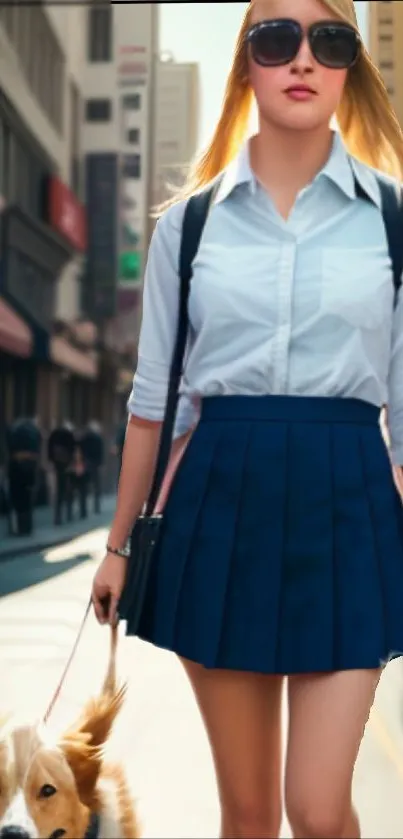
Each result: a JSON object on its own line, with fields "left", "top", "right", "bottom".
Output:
{"left": 1, "top": 524, "right": 403, "bottom": 838}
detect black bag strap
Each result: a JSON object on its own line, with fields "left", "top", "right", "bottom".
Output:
{"left": 145, "top": 185, "right": 216, "bottom": 515}
{"left": 377, "top": 178, "right": 403, "bottom": 302}
{"left": 354, "top": 172, "right": 403, "bottom": 302}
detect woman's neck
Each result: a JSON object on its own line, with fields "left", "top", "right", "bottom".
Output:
{"left": 249, "top": 122, "right": 334, "bottom": 218}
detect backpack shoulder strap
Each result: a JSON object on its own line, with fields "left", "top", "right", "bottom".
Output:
{"left": 353, "top": 170, "right": 403, "bottom": 303}
{"left": 179, "top": 181, "right": 218, "bottom": 282}
{"left": 376, "top": 176, "right": 403, "bottom": 301}
{"left": 146, "top": 181, "right": 218, "bottom": 513}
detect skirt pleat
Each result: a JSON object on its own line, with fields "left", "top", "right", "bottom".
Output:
{"left": 216, "top": 421, "right": 289, "bottom": 672}
{"left": 173, "top": 421, "right": 252, "bottom": 665}
{"left": 332, "top": 425, "right": 385, "bottom": 669}
{"left": 359, "top": 425, "right": 403, "bottom": 663}
{"left": 278, "top": 423, "right": 334, "bottom": 673}
{"left": 134, "top": 396, "right": 403, "bottom": 674}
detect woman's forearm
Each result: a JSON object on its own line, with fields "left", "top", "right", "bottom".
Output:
{"left": 108, "top": 418, "right": 162, "bottom": 548}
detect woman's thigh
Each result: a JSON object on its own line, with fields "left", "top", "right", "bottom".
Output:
{"left": 179, "top": 657, "right": 284, "bottom": 836}
{"left": 285, "top": 668, "right": 381, "bottom": 838}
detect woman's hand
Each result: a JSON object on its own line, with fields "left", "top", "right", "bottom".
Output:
{"left": 92, "top": 552, "right": 127, "bottom": 625}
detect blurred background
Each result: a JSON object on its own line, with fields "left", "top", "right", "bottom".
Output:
{"left": 0, "top": 1, "right": 396, "bottom": 522}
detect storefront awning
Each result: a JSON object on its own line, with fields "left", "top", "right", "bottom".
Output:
{"left": 50, "top": 336, "right": 97, "bottom": 379}
{"left": 0, "top": 298, "right": 32, "bottom": 358}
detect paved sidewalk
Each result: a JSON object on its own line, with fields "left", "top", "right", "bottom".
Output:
{"left": 2, "top": 534, "right": 403, "bottom": 837}
{"left": 0, "top": 494, "right": 116, "bottom": 561}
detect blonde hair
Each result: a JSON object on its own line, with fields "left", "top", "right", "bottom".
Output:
{"left": 158, "top": 0, "right": 403, "bottom": 213}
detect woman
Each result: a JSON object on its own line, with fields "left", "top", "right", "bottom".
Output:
{"left": 92, "top": 0, "right": 403, "bottom": 836}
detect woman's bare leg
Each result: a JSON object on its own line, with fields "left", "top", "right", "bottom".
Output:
{"left": 180, "top": 657, "right": 284, "bottom": 839}
{"left": 285, "top": 668, "right": 381, "bottom": 839}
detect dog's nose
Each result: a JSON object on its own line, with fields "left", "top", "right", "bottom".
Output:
{"left": 0, "top": 827, "right": 32, "bottom": 839}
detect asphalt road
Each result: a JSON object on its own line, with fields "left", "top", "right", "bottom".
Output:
{"left": 1, "top": 526, "right": 403, "bottom": 837}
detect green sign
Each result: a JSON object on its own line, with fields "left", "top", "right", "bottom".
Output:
{"left": 119, "top": 250, "right": 141, "bottom": 281}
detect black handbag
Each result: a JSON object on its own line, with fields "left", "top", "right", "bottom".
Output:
{"left": 118, "top": 184, "right": 216, "bottom": 634}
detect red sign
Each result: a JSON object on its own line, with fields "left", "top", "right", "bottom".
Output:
{"left": 48, "top": 177, "right": 87, "bottom": 252}
{"left": 119, "top": 45, "right": 146, "bottom": 54}
{"left": 118, "top": 61, "right": 147, "bottom": 75}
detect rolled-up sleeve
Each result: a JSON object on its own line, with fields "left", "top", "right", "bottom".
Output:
{"left": 127, "top": 200, "right": 188, "bottom": 423}
{"left": 387, "top": 280, "right": 403, "bottom": 464}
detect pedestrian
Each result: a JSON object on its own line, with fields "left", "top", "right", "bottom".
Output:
{"left": 92, "top": 0, "right": 403, "bottom": 836}
{"left": 48, "top": 421, "right": 76, "bottom": 525}
{"left": 0, "top": 466, "right": 12, "bottom": 536}
{"left": 68, "top": 432, "right": 89, "bottom": 520}
{"left": 7, "top": 417, "right": 41, "bottom": 536}
{"left": 80, "top": 421, "right": 104, "bottom": 514}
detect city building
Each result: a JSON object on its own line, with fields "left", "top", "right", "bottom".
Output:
{"left": 0, "top": 0, "right": 93, "bottom": 458}
{"left": 151, "top": 53, "right": 199, "bottom": 214}
{"left": 369, "top": 0, "right": 403, "bottom": 127}
{"left": 81, "top": 9, "right": 200, "bottom": 363}
{"left": 0, "top": 1, "right": 201, "bottom": 475}
{"left": 81, "top": 0, "right": 159, "bottom": 342}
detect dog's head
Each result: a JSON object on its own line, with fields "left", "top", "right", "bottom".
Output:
{"left": 0, "top": 683, "right": 125, "bottom": 838}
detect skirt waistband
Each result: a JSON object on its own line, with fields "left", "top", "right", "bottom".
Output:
{"left": 199, "top": 396, "right": 380, "bottom": 425}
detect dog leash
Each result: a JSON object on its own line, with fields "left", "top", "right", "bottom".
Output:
{"left": 43, "top": 595, "right": 93, "bottom": 725}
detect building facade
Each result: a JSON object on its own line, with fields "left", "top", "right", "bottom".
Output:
{"left": 81, "top": 1, "right": 159, "bottom": 335}
{"left": 0, "top": 1, "right": 201, "bottom": 475}
{"left": 369, "top": 0, "right": 403, "bottom": 127}
{"left": 151, "top": 54, "right": 199, "bottom": 211}
{"left": 81, "top": 10, "right": 200, "bottom": 363}
{"left": 0, "top": 0, "right": 96, "bottom": 464}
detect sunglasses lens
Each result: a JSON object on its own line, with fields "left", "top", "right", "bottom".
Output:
{"left": 249, "top": 21, "right": 301, "bottom": 66}
{"left": 311, "top": 24, "right": 359, "bottom": 68}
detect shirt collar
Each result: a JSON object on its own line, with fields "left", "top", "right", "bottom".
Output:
{"left": 317, "top": 130, "right": 381, "bottom": 207}
{"left": 214, "top": 142, "right": 256, "bottom": 204}
{"left": 213, "top": 130, "right": 381, "bottom": 208}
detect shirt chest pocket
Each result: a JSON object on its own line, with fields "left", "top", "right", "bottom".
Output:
{"left": 190, "top": 244, "right": 280, "bottom": 329}
{"left": 321, "top": 246, "right": 393, "bottom": 330}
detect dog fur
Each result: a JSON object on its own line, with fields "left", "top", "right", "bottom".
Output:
{"left": 0, "top": 625, "right": 139, "bottom": 838}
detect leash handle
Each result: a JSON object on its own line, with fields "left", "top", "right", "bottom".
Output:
{"left": 43, "top": 595, "right": 93, "bottom": 724}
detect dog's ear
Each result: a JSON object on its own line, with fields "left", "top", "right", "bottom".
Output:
{"left": 60, "top": 684, "right": 126, "bottom": 808}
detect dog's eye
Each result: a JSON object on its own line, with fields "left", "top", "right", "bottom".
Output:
{"left": 39, "top": 783, "right": 57, "bottom": 798}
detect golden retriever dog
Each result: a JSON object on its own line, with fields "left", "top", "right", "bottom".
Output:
{"left": 0, "top": 625, "right": 139, "bottom": 839}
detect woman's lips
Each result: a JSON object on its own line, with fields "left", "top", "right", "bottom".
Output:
{"left": 285, "top": 86, "right": 317, "bottom": 101}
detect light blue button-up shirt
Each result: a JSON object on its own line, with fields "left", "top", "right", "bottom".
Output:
{"left": 128, "top": 131, "right": 403, "bottom": 464}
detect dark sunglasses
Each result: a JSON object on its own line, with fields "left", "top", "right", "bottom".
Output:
{"left": 246, "top": 18, "right": 361, "bottom": 70}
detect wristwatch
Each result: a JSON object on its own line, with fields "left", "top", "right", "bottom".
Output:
{"left": 106, "top": 543, "right": 130, "bottom": 558}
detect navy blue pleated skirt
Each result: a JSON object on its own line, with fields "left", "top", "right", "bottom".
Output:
{"left": 133, "top": 395, "right": 403, "bottom": 674}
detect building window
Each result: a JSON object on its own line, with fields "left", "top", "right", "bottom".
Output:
{"left": 122, "top": 93, "right": 141, "bottom": 110}
{"left": 0, "top": 119, "right": 7, "bottom": 199}
{"left": 17, "top": 6, "right": 64, "bottom": 133}
{"left": 2, "top": 3, "right": 17, "bottom": 41}
{"left": 379, "top": 34, "right": 393, "bottom": 41}
{"left": 122, "top": 154, "right": 141, "bottom": 179}
{"left": 88, "top": 5, "right": 112, "bottom": 62}
{"left": 70, "top": 81, "right": 82, "bottom": 196}
{"left": 13, "top": 138, "right": 31, "bottom": 211}
{"left": 86, "top": 98, "right": 112, "bottom": 121}
{"left": 380, "top": 61, "right": 394, "bottom": 69}
{"left": 127, "top": 128, "right": 140, "bottom": 145}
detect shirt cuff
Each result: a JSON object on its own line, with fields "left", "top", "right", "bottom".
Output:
{"left": 127, "top": 361, "right": 169, "bottom": 421}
